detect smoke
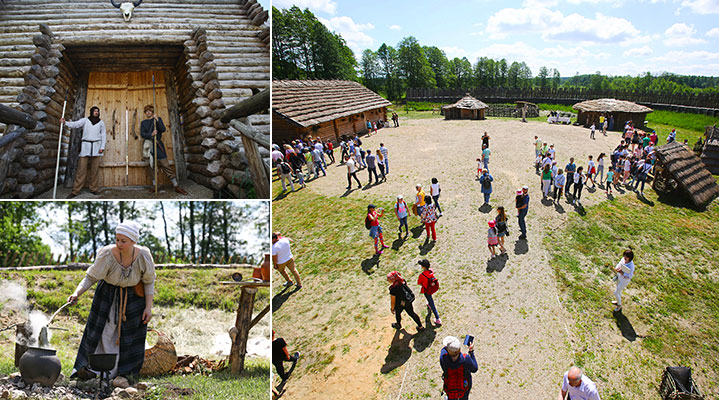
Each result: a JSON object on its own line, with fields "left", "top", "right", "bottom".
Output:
{"left": 0, "top": 280, "right": 29, "bottom": 311}
{"left": 0, "top": 280, "right": 52, "bottom": 348}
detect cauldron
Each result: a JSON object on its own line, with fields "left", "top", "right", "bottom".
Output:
{"left": 18, "top": 347, "right": 62, "bottom": 386}
{"left": 88, "top": 353, "right": 117, "bottom": 372}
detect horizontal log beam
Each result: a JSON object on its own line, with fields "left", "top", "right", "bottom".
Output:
{"left": 0, "top": 105, "right": 37, "bottom": 129}
{"left": 220, "top": 88, "right": 268, "bottom": 123}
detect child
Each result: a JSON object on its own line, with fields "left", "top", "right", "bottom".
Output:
{"left": 367, "top": 204, "right": 389, "bottom": 254}
{"left": 477, "top": 157, "right": 483, "bottom": 178}
{"left": 590, "top": 123, "right": 596, "bottom": 140}
{"left": 535, "top": 153, "right": 543, "bottom": 174}
{"left": 587, "top": 155, "right": 597, "bottom": 188}
{"left": 606, "top": 167, "right": 614, "bottom": 196}
{"left": 573, "top": 166, "right": 585, "bottom": 205}
{"left": 487, "top": 220, "right": 499, "bottom": 259}
{"left": 295, "top": 169, "right": 306, "bottom": 189}
{"left": 416, "top": 259, "right": 441, "bottom": 326}
{"left": 395, "top": 195, "right": 409, "bottom": 235}
{"left": 541, "top": 164, "right": 552, "bottom": 198}
{"left": 596, "top": 153, "right": 606, "bottom": 185}
{"left": 553, "top": 168, "right": 565, "bottom": 201}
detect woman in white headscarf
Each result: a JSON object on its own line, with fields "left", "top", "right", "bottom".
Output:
{"left": 68, "top": 221, "right": 156, "bottom": 381}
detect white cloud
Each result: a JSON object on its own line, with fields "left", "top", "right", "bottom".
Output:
{"left": 318, "top": 16, "right": 374, "bottom": 55}
{"left": 664, "top": 23, "right": 707, "bottom": 46}
{"left": 389, "top": 25, "right": 401, "bottom": 31}
{"left": 522, "top": 0, "right": 559, "bottom": 7}
{"left": 681, "top": 0, "right": 719, "bottom": 14}
{"left": 706, "top": 27, "right": 719, "bottom": 37}
{"left": 624, "top": 46, "right": 653, "bottom": 57}
{"left": 486, "top": 7, "right": 641, "bottom": 44}
{"left": 272, "top": 0, "right": 337, "bottom": 15}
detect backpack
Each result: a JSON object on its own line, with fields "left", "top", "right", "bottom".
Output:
{"left": 443, "top": 357, "right": 468, "bottom": 399}
{"left": 422, "top": 271, "right": 439, "bottom": 295}
{"left": 279, "top": 162, "right": 291, "bottom": 174}
{"left": 365, "top": 214, "right": 372, "bottom": 230}
{"left": 398, "top": 283, "right": 415, "bottom": 303}
{"left": 481, "top": 176, "right": 491, "bottom": 190}
{"left": 356, "top": 138, "right": 362, "bottom": 146}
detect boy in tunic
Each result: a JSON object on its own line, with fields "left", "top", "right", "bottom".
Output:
{"left": 140, "top": 105, "right": 187, "bottom": 195}
{"left": 62, "top": 106, "right": 106, "bottom": 198}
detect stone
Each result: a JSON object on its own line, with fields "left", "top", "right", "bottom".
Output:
{"left": 134, "top": 382, "right": 149, "bottom": 390}
{"left": 125, "top": 387, "right": 138, "bottom": 397}
{"left": 200, "top": 138, "right": 217, "bottom": 148}
{"left": 15, "top": 381, "right": 24, "bottom": 389}
{"left": 30, "top": 383, "right": 40, "bottom": 393}
{"left": 111, "top": 376, "right": 129, "bottom": 389}
{"left": 9, "top": 390, "right": 26, "bottom": 400}
{"left": 1, "top": 389, "right": 9, "bottom": 399}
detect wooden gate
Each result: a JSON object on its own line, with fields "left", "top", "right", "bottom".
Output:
{"left": 86, "top": 70, "right": 174, "bottom": 187}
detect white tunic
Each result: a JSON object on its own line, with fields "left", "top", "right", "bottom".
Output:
{"left": 65, "top": 118, "right": 107, "bottom": 157}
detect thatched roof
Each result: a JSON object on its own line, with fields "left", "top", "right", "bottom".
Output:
{"left": 655, "top": 141, "right": 719, "bottom": 207}
{"left": 272, "top": 80, "right": 391, "bottom": 128}
{"left": 573, "top": 99, "right": 653, "bottom": 113}
{"left": 442, "top": 94, "right": 488, "bottom": 110}
{"left": 701, "top": 125, "right": 719, "bottom": 174}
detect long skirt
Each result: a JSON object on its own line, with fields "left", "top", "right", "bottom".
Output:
{"left": 73, "top": 281, "right": 147, "bottom": 378}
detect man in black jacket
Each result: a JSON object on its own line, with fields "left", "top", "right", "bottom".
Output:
{"left": 140, "top": 105, "right": 187, "bottom": 194}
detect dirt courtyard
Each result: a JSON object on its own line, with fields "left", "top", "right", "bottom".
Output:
{"left": 275, "top": 117, "right": 642, "bottom": 399}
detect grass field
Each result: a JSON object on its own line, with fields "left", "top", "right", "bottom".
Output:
{"left": 0, "top": 268, "right": 270, "bottom": 399}
{"left": 547, "top": 190, "right": 719, "bottom": 398}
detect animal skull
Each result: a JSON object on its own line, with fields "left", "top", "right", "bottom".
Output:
{"left": 110, "top": 0, "right": 142, "bottom": 22}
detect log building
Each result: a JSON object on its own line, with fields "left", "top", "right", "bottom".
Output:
{"left": 0, "top": 0, "right": 270, "bottom": 198}
{"left": 272, "top": 80, "right": 391, "bottom": 145}
{"left": 573, "top": 98, "right": 652, "bottom": 131}
{"left": 442, "top": 93, "right": 488, "bottom": 120}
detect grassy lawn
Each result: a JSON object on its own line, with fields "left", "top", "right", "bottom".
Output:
{"left": 0, "top": 268, "right": 270, "bottom": 399}
{"left": 546, "top": 191, "right": 719, "bottom": 398}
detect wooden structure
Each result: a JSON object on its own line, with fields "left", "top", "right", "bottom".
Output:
{"left": 653, "top": 141, "right": 719, "bottom": 208}
{"left": 272, "top": 80, "right": 391, "bottom": 145}
{"left": 0, "top": 0, "right": 270, "bottom": 198}
{"left": 407, "top": 87, "right": 719, "bottom": 116}
{"left": 701, "top": 125, "right": 719, "bottom": 175}
{"left": 573, "top": 98, "right": 653, "bottom": 130}
{"left": 442, "top": 93, "right": 488, "bottom": 120}
{"left": 219, "top": 281, "right": 270, "bottom": 374}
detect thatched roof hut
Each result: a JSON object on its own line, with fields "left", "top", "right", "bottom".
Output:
{"left": 573, "top": 98, "right": 652, "bottom": 131}
{"left": 701, "top": 125, "right": 719, "bottom": 175}
{"left": 442, "top": 94, "right": 488, "bottom": 120}
{"left": 654, "top": 141, "right": 719, "bottom": 208}
{"left": 272, "top": 80, "right": 391, "bottom": 144}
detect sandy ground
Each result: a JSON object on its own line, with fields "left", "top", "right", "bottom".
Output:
{"left": 35, "top": 180, "right": 214, "bottom": 200}
{"left": 277, "top": 117, "right": 636, "bottom": 399}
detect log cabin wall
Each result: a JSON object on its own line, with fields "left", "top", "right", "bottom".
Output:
{"left": 0, "top": 0, "right": 269, "bottom": 198}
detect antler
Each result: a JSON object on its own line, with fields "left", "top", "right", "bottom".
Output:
{"left": 110, "top": 0, "right": 121, "bottom": 8}
{"left": 133, "top": 0, "right": 142, "bottom": 7}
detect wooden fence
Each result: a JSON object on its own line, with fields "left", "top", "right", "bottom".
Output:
{"left": 0, "top": 249, "right": 256, "bottom": 270}
{"left": 406, "top": 87, "right": 719, "bottom": 115}
{"left": 485, "top": 104, "right": 540, "bottom": 118}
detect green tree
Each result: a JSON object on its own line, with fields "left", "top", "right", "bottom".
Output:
{"left": 397, "top": 36, "right": 436, "bottom": 88}
{"left": 551, "top": 68, "right": 561, "bottom": 89}
{"left": 377, "top": 43, "right": 402, "bottom": 100}
{"left": 0, "top": 203, "right": 50, "bottom": 264}
{"left": 537, "top": 66, "right": 549, "bottom": 89}
{"left": 424, "top": 46, "right": 452, "bottom": 88}
{"left": 361, "top": 49, "right": 381, "bottom": 93}
{"left": 450, "top": 57, "right": 472, "bottom": 88}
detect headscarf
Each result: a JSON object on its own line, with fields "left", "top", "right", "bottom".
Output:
{"left": 88, "top": 106, "right": 101, "bottom": 126}
{"left": 387, "top": 271, "right": 405, "bottom": 287}
{"left": 116, "top": 221, "right": 140, "bottom": 243}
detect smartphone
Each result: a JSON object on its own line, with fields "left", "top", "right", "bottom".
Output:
{"left": 464, "top": 335, "right": 474, "bottom": 346}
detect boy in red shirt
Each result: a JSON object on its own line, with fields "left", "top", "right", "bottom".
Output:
{"left": 417, "top": 259, "right": 441, "bottom": 326}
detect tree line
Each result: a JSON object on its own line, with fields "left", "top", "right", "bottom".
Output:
{"left": 272, "top": 6, "right": 719, "bottom": 101}
{"left": 0, "top": 201, "right": 270, "bottom": 266}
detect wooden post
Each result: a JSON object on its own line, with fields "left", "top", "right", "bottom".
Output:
{"left": 230, "top": 287, "right": 256, "bottom": 374}
{"left": 165, "top": 72, "right": 187, "bottom": 181}
{"left": 65, "top": 72, "right": 89, "bottom": 188}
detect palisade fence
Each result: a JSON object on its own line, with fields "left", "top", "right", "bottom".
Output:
{"left": 406, "top": 88, "right": 719, "bottom": 115}
{"left": 0, "top": 250, "right": 255, "bottom": 269}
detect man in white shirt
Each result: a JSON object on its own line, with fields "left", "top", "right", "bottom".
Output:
{"left": 379, "top": 143, "right": 389, "bottom": 174}
{"left": 558, "top": 366, "right": 601, "bottom": 400}
{"left": 345, "top": 155, "right": 362, "bottom": 189}
{"left": 61, "top": 106, "right": 106, "bottom": 198}
{"left": 272, "top": 232, "right": 301, "bottom": 289}
{"left": 612, "top": 249, "right": 635, "bottom": 312}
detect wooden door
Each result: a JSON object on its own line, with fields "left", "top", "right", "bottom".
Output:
{"left": 86, "top": 70, "right": 174, "bottom": 187}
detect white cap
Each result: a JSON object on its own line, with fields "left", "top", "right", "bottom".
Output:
{"left": 397, "top": 195, "right": 403, "bottom": 199}
{"left": 443, "top": 336, "right": 461, "bottom": 351}
{"left": 116, "top": 221, "right": 140, "bottom": 243}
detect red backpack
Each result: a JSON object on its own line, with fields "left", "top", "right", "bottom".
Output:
{"left": 443, "top": 355, "right": 467, "bottom": 399}
{"left": 422, "top": 271, "right": 439, "bottom": 295}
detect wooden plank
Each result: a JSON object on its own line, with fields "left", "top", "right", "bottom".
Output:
{"left": 219, "top": 88, "right": 268, "bottom": 123}
{"left": 230, "top": 287, "right": 256, "bottom": 374}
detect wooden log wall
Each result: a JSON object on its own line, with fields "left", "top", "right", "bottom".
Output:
{"left": 0, "top": 0, "right": 269, "bottom": 198}
{"left": 485, "top": 104, "right": 540, "bottom": 118}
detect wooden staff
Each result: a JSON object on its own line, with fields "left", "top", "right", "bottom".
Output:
{"left": 125, "top": 109, "right": 129, "bottom": 186}
{"left": 52, "top": 89, "right": 68, "bottom": 199}
{"left": 152, "top": 74, "right": 157, "bottom": 194}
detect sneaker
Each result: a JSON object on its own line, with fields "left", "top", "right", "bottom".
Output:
{"left": 296, "top": 284, "right": 302, "bottom": 290}
{"left": 376, "top": 250, "right": 384, "bottom": 255}
{"left": 391, "top": 323, "right": 401, "bottom": 329}
{"left": 611, "top": 300, "right": 618, "bottom": 305}
{"left": 292, "top": 351, "right": 301, "bottom": 360}
{"left": 283, "top": 281, "right": 293, "bottom": 288}
{"left": 382, "top": 244, "right": 390, "bottom": 249}
{"left": 434, "top": 318, "right": 442, "bottom": 326}
{"left": 346, "top": 186, "right": 351, "bottom": 189}
{"left": 613, "top": 306, "right": 622, "bottom": 312}
{"left": 416, "top": 325, "right": 425, "bottom": 332}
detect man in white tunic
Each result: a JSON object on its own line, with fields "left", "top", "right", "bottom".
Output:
{"left": 61, "top": 106, "right": 106, "bottom": 198}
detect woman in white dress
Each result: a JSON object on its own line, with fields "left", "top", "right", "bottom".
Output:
{"left": 60, "top": 106, "right": 106, "bottom": 198}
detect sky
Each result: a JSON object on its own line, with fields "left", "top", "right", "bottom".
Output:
{"left": 272, "top": 0, "right": 719, "bottom": 78}
{"left": 36, "top": 201, "right": 269, "bottom": 259}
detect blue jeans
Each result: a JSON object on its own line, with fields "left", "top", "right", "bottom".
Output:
{"left": 483, "top": 192, "right": 490, "bottom": 204}
{"left": 368, "top": 167, "right": 378, "bottom": 183}
{"left": 424, "top": 293, "right": 439, "bottom": 320}
{"left": 398, "top": 216, "right": 408, "bottom": 233}
{"left": 483, "top": 159, "right": 489, "bottom": 170}
{"left": 432, "top": 195, "right": 442, "bottom": 214}
{"left": 314, "top": 161, "right": 326, "bottom": 177}
{"left": 634, "top": 173, "right": 647, "bottom": 192}
{"left": 518, "top": 212, "right": 527, "bottom": 236}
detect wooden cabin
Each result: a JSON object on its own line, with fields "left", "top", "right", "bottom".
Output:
{"left": 271, "top": 80, "right": 391, "bottom": 145}
{"left": 442, "top": 94, "right": 488, "bottom": 120}
{"left": 573, "top": 98, "right": 652, "bottom": 131}
{"left": 701, "top": 125, "right": 719, "bottom": 175}
{"left": 653, "top": 141, "right": 719, "bottom": 208}
{"left": 0, "top": 0, "right": 270, "bottom": 198}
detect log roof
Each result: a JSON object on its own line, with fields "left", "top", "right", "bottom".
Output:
{"left": 442, "top": 94, "right": 488, "bottom": 110}
{"left": 272, "top": 80, "right": 391, "bottom": 128}
{"left": 655, "top": 141, "right": 719, "bottom": 208}
{"left": 573, "top": 98, "right": 653, "bottom": 113}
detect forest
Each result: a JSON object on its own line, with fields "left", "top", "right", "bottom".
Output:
{"left": 272, "top": 6, "right": 719, "bottom": 101}
{"left": 0, "top": 201, "right": 270, "bottom": 267}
